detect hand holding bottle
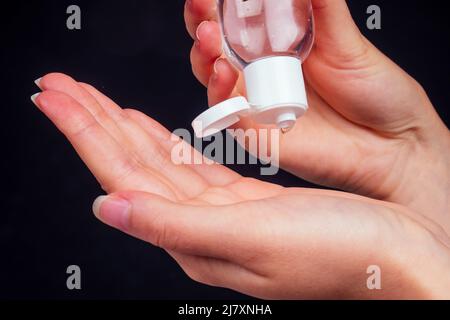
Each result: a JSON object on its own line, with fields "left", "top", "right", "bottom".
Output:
{"left": 192, "top": 0, "right": 314, "bottom": 136}
{"left": 184, "top": 0, "right": 450, "bottom": 233}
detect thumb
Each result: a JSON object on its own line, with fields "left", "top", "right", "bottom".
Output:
{"left": 92, "top": 191, "right": 243, "bottom": 260}
{"left": 311, "top": 0, "right": 367, "bottom": 59}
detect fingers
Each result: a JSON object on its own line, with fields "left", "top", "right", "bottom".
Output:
{"left": 39, "top": 73, "right": 118, "bottom": 122}
{"left": 32, "top": 90, "right": 144, "bottom": 192}
{"left": 38, "top": 73, "right": 126, "bottom": 145}
{"left": 33, "top": 81, "right": 179, "bottom": 198}
{"left": 190, "top": 20, "right": 240, "bottom": 108}
{"left": 78, "top": 82, "right": 123, "bottom": 118}
{"left": 92, "top": 191, "right": 251, "bottom": 261}
{"left": 207, "top": 58, "right": 240, "bottom": 106}
{"left": 124, "top": 109, "right": 242, "bottom": 187}
{"left": 190, "top": 20, "right": 223, "bottom": 86}
{"left": 74, "top": 82, "right": 213, "bottom": 200}
{"left": 184, "top": 0, "right": 217, "bottom": 39}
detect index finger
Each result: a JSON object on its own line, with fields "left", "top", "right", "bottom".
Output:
{"left": 184, "top": 0, "right": 218, "bottom": 39}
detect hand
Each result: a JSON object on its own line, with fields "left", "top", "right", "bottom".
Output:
{"left": 184, "top": 0, "right": 450, "bottom": 232}
{"left": 32, "top": 73, "right": 450, "bottom": 299}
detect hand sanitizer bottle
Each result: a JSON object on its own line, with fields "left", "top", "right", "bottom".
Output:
{"left": 193, "top": 0, "right": 315, "bottom": 138}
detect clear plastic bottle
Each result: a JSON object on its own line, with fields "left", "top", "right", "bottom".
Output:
{"left": 193, "top": 0, "right": 315, "bottom": 138}
{"left": 220, "top": 0, "right": 314, "bottom": 68}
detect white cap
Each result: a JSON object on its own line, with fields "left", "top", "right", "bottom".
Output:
{"left": 192, "top": 56, "right": 308, "bottom": 138}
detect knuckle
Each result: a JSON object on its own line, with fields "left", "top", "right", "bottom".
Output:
{"left": 78, "top": 82, "right": 94, "bottom": 90}
{"left": 152, "top": 219, "right": 168, "bottom": 248}
{"left": 146, "top": 214, "right": 179, "bottom": 250}
{"left": 70, "top": 116, "right": 99, "bottom": 138}
{"left": 114, "top": 108, "right": 132, "bottom": 124}
{"left": 91, "top": 105, "right": 110, "bottom": 123}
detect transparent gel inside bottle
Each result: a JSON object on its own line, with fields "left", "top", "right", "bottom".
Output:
{"left": 219, "top": 0, "right": 314, "bottom": 68}
{"left": 218, "top": 0, "right": 314, "bottom": 130}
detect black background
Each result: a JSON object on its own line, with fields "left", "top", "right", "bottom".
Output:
{"left": 1, "top": 0, "right": 449, "bottom": 299}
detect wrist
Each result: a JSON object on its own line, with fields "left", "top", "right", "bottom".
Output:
{"left": 387, "top": 218, "right": 450, "bottom": 299}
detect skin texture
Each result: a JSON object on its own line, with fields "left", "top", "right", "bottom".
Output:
{"left": 30, "top": 0, "right": 450, "bottom": 299}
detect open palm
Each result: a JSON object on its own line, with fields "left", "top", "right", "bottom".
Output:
{"left": 32, "top": 73, "right": 450, "bottom": 299}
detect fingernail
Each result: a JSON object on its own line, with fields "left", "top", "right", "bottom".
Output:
{"left": 34, "top": 77, "right": 42, "bottom": 89}
{"left": 210, "top": 61, "right": 220, "bottom": 83}
{"left": 31, "top": 93, "right": 40, "bottom": 105}
{"left": 211, "top": 59, "right": 227, "bottom": 83}
{"left": 93, "top": 196, "right": 131, "bottom": 231}
{"left": 196, "top": 21, "right": 208, "bottom": 41}
{"left": 213, "top": 58, "right": 224, "bottom": 75}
